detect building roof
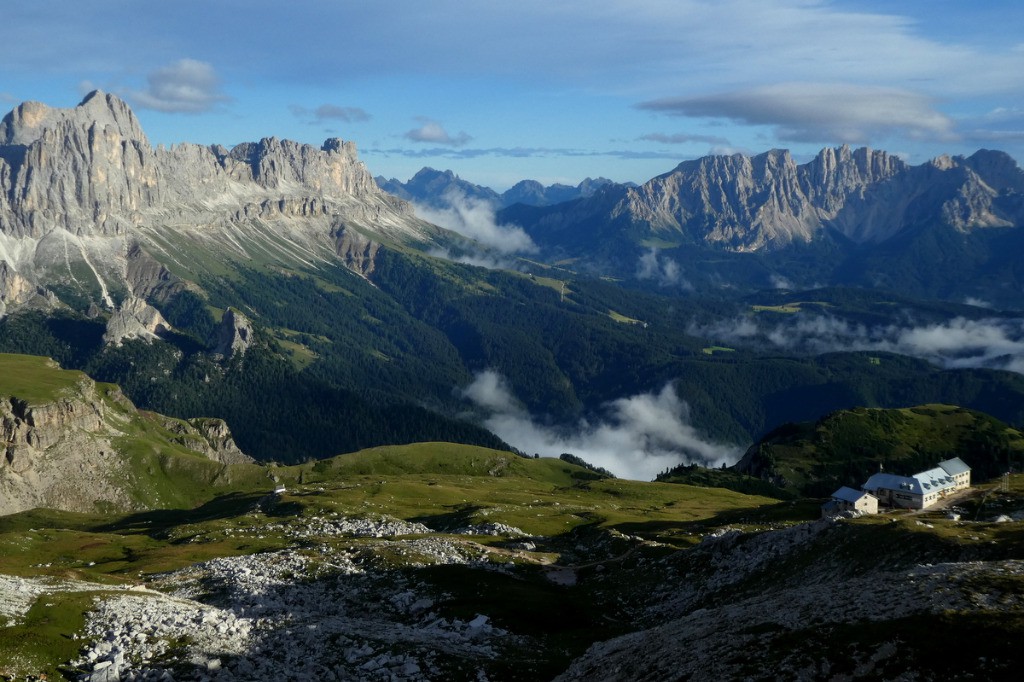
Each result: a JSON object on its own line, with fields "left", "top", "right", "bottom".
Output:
{"left": 913, "top": 467, "right": 957, "bottom": 494}
{"left": 864, "top": 472, "right": 917, "bottom": 494}
{"left": 863, "top": 468, "right": 957, "bottom": 496}
{"left": 831, "top": 486, "right": 871, "bottom": 504}
{"left": 939, "top": 457, "right": 971, "bottom": 476}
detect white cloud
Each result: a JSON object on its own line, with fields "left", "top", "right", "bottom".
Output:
{"left": 290, "top": 103, "right": 371, "bottom": 124}
{"left": 405, "top": 117, "right": 472, "bottom": 147}
{"left": 129, "top": 59, "right": 229, "bottom": 113}
{"left": 639, "top": 83, "right": 956, "bottom": 144}
{"left": 460, "top": 370, "right": 740, "bottom": 480}
{"left": 637, "top": 248, "right": 690, "bottom": 289}
{"left": 415, "top": 189, "right": 536, "bottom": 255}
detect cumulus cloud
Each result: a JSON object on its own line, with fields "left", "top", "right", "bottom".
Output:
{"left": 129, "top": 59, "right": 229, "bottom": 113}
{"left": 290, "top": 103, "right": 370, "bottom": 124}
{"left": 694, "top": 314, "right": 1024, "bottom": 375}
{"left": 637, "top": 248, "right": 690, "bottom": 289}
{"left": 415, "top": 189, "right": 536, "bottom": 255}
{"left": 638, "top": 83, "right": 956, "bottom": 144}
{"left": 460, "top": 370, "right": 740, "bottom": 480}
{"left": 405, "top": 117, "right": 472, "bottom": 147}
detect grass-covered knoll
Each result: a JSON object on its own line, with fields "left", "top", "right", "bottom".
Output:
{"left": 265, "top": 442, "right": 782, "bottom": 541}
{"left": 734, "top": 404, "right": 1024, "bottom": 497}
{"left": 109, "top": 409, "right": 271, "bottom": 510}
{"left": 0, "top": 352, "right": 272, "bottom": 515}
{"left": 656, "top": 464, "right": 797, "bottom": 499}
{"left": 0, "top": 353, "right": 88, "bottom": 405}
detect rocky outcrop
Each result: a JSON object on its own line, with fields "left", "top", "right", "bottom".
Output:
{"left": 157, "top": 416, "right": 254, "bottom": 465}
{"left": 334, "top": 225, "right": 381, "bottom": 277}
{"left": 0, "top": 367, "right": 126, "bottom": 514}
{"left": 0, "top": 354, "right": 254, "bottom": 515}
{"left": 212, "top": 307, "right": 254, "bottom": 359}
{"left": 102, "top": 295, "right": 171, "bottom": 345}
{"left": 1, "top": 381, "right": 106, "bottom": 472}
{"left": 0, "top": 259, "right": 49, "bottom": 317}
{"left": 0, "top": 91, "right": 442, "bottom": 315}
{"left": 0, "top": 91, "right": 158, "bottom": 238}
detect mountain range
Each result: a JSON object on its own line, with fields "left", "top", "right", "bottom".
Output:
{"left": 498, "top": 146, "right": 1024, "bottom": 304}
{"left": 0, "top": 90, "right": 451, "bottom": 322}
{"left": 4, "top": 91, "right": 1024, "bottom": 472}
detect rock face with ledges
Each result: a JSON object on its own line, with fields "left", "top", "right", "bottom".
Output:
{"left": 0, "top": 91, "right": 159, "bottom": 238}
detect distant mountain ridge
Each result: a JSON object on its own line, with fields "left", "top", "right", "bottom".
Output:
{"left": 494, "top": 145, "right": 1024, "bottom": 303}
{"left": 503, "top": 145, "right": 1024, "bottom": 252}
{"left": 376, "top": 167, "right": 619, "bottom": 209}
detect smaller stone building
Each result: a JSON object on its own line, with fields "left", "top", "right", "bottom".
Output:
{"left": 822, "top": 486, "right": 879, "bottom": 517}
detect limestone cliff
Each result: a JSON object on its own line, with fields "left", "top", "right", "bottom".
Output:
{"left": 0, "top": 91, "right": 446, "bottom": 316}
{"left": 153, "top": 415, "right": 254, "bottom": 466}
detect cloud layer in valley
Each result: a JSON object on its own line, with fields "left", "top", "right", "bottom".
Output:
{"left": 415, "top": 190, "right": 536, "bottom": 255}
{"left": 695, "top": 314, "right": 1024, "bottom": 375}
{"left": 460, "top": 370, "right": 740, "bottom": 480}
{"left": 637, "top": 248, "right": 691, "bottom": 289}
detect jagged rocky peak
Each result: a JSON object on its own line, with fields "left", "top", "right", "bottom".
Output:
{"left": 0, "top": 90, "right": 148, "bottom": 147}
{"left": 0, "top": 90, "right": 160, "bottom": 238}
{"left": 213, "top": 308, "right": 254, "bottom": 359}
{"left": 610, "top": 143, "right": 1024, "bottom": 251}
{"left": 808, "top": 144, "right": 906, "bottom": 188}
{"left": 222, "top": 136, "right": 375, "bottom": 196}
{"left": 962, "top": 149, "right": 1024, "bottom": 191}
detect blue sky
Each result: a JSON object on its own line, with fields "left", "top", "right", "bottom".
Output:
{"left": 3, "top": 1, "right": 1024, "bottom": 190}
